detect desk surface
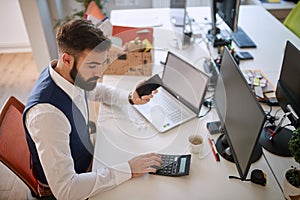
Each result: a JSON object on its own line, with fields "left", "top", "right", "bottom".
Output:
{"left": 91, "top": 77, "right": 283, "bottom": 200}
{"left": 90, "top": 5, "right": 300, "bottom": 200}
{"left": 111, "top": 5, "right": 300, "bottom": 84}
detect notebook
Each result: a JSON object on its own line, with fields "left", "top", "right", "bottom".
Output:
{"left": 133, "top": 51, "right": 209, "bottom": 132}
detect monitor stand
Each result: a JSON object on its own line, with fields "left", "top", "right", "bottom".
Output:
{"left": 203, "top": 59, "right": 219, "bottom": 92}
{"left": 207, "top": 27, "right": 231, "bottom": 47}
{"left": 215, "top": 134, "right": 262, "bottom": 163}
{"left": 259, "top": 126, "right": 292, "bottom": 157}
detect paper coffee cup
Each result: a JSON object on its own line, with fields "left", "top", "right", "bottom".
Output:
{"left": 188, "top": 134, "right": 204, "bottom": 154}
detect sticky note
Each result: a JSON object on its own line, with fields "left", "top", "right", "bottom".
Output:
{"left": 254, "top": 86, "right": 264, "bottom": 99}
{"left": 253, "top": 77, "right": 260, "bottom": 86}
{"left": 142, "top": 39, "right": 152, "bottom": 52}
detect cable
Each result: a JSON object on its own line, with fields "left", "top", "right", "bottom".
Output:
{"left": 265, "top": 105, "right": 273, "bottom": 116}
{"left": 229, "top": 169, "right": 267, "bottom": 186}
{"left": 228, "top": 175, "right": 250, "bottom": 181}
{"left": 193, "top": 56, "right": 210, "bottom": 66}
{"left": 282, "top": 123, "right": 292, "bottom": 129}
{"left": 263, "top": 106, "right": 282, "bottom": 127}
{"left": 199, "top": 106, "right": 212, "bottom": 118}
{"left": 274, "top": 107, "right": 282, "bottom": 121}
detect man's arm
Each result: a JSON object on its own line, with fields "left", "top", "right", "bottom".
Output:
{"left": 87, "top": 83, "right": 129, "bottom": 105}
{"left": 87, "top": 81, "right": 157, "bottom": 105}
{"left": 25, "top": 104, "right": 132, "bottom": 199}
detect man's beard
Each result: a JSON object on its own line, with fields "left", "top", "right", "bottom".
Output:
{"left": 70, "top": 60, "right": 99, "bottom": 91}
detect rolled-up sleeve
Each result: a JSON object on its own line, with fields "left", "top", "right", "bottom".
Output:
{"left": 87, "top": 83, "right": 129, "bottom": 105}
{"left": 25, "top": 104, "right": 132, "bottom": 200}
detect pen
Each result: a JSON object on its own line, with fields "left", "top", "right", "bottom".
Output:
{"left": 211, "top": 139, "right": 220, "bottom": 161}
{"left": 208, "top": 138, "right": 220, "bottom": 162}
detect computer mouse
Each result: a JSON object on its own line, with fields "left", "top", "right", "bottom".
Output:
{"left": 136, "top": 74, "right": 163, "bottom": 97}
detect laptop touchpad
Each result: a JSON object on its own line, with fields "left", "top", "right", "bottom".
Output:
{"left": 149, "top": 105, "right": 166, "bottom": 127}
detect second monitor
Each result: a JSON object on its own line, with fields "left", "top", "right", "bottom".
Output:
{"left": 213, "top": 47, "right": 266, "bottom": 180}
{"left": 259, "top": 40, "right": 300, "bottom": 157}
{"left": 207, "top": 0, "right": 256, "bottom": 48}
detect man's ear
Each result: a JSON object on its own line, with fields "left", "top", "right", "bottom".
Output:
{"left": 61, "top": 53, "right": 74, "bottom": 69}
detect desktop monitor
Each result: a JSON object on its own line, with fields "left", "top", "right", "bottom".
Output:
{"left": 169, "top": 0, "right": 192, "bottom": 49}
{"left": 214, "top": 47, "right": 266, "bottom": 180}
{"left": 216, "top": 0, "right": 239, "bottom": 32}
{"left": 170, "top": 0, "right": 187, "bottom": 27}
{"left": 259, "top": 40, "right": 300, "bottom": 157}
{"left": 207, "top": 0, "right": 240, "bottom": 47}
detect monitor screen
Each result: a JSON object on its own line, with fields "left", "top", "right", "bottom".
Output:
{"left": 207, "top": 0, "right": 240, "bottom": 47}
{"left": 216, "top": 0, "right": 240, "bottom": 33}
{"left": 214, "top": 47, "right": 266, "bottom": 180}
{"left": 276, "top": 40, "right": 300, "bottom": 128}
{"left": 260, "top": 41, "right": 300, "bottom": 157}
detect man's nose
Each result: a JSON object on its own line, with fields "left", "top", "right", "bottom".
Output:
{"left": 94, "top": 67, "right": 103, "bottom": 77}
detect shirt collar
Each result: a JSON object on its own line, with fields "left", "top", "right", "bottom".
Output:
{"left": 49, "top": 60, "right": 85, "bottom": 101}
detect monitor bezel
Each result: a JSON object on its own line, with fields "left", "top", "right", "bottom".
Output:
{"left": 276, "top": 40, "right": 300, "bottom": 128}
{"left": 214, "top": 47, "right": 266, "bottom": 180}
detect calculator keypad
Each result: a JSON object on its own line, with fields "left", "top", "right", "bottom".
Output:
{"left": 157, "top": 154, "right": 179, "bottom": 175}
{"left": 150, "top": 154, "right": 190, "bottom": 177}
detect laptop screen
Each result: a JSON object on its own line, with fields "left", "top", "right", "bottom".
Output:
{"left": 162, "top": 52, "right": 208, "bottom": 113}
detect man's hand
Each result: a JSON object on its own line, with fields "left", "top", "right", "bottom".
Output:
{"left": 130, "top": 80, "right": 158, "bottom": 105}
{"left": 128, "top": 153, "right": 162, "bottom": 178}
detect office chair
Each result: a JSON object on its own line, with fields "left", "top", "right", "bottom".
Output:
{"left": 284, "top": 1, "right": 300, "bottom": 38}
{"left": 0, "top": 96, "right": 54, "bottom": 199}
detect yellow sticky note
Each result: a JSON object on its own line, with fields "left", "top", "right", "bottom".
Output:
{"left": 268, "top": 0, "right": 280, "bottom": 3}
{"left": 142, "top": 39, "right": 152, "bottom": 52}
{"left": 253, "top": 77, "right": 260, "bottom": 86}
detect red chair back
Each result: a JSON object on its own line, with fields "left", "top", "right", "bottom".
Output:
{"left": 0, "top": 96, "right": 39, "bottom": 197}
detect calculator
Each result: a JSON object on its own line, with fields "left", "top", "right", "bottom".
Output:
{"left": 150, "top": 154, "right": 191, "bottom": 177}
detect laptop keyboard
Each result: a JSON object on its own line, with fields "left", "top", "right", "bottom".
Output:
{"left": 149, "top": 90, "right": 191, "bottom": 124}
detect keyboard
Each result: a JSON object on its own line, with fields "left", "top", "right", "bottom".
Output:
{"left": 137, "top": 88, "right": 191, "bottom": 124}
{"left": 232, "top": 27, "right": 257, "bottom": 48}
{"left": 149, "top": 90, "right": 191, "bottom": 123}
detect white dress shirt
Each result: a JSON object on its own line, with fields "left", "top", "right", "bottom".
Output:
{"left": 25, "top": 61, "right": 132, "bottom": 200}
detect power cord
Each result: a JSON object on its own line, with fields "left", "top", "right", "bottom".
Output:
{"left": 199, "top": 96, "right": 214, "bottom": 118}
{"left": 264, "top": 105, "right": 280, "bottom": 127}
{"left": 199, "top": 106, "right": 212, "bottom": 118}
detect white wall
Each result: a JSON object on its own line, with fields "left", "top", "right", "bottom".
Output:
{"left": 0, "top": 0, "right": 256, "bottom": 55}
{"left": 0, "top": 0, "right": 31, "bottom": 53}
{"left": 17, "top": 0, "right": 85, "bottom": 71}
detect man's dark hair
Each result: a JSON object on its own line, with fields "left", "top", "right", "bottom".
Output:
{"left": 56, "top": 19, "right": 111, "bottom": 57}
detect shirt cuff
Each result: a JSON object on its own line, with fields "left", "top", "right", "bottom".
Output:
{"left": 112, "top": 162, "right": 132, "bottom": 185}
{"left": 117, "top": 89, "right": 132, "bottom": 105}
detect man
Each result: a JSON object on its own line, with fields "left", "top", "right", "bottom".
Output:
{"left": 23, "top": 19, "right": 162, "bottom": 199}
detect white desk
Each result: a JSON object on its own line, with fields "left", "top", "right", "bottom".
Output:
{"left": 188, "top": 5, "right": 300, "bottom": 83}
{"left": 90, "top": 5, "right": 300, "bottom": 200}
{"left": 90, "top": 76, "right": 283, "bottom": 200}
{"left": 111, "top": 5, "right": 300, "bottom": 84}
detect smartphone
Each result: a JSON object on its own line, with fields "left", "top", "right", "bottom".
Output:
{"left": 235, "top": 51, "right": 254, "bottom": 60}
{"left": 136, "top": 74, "right": 163, "bottom": 97}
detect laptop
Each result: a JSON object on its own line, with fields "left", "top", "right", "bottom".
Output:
{"left": 133, "top": 51, "right": 209, "bottom": 132}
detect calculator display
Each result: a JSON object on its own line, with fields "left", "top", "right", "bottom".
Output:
{"left": 179, "top": 158, "right": 187, "bottom": 174}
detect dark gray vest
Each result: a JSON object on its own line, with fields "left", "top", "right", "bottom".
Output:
{"left": 23, "top": 67, "right": 93, "bottom": 184}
